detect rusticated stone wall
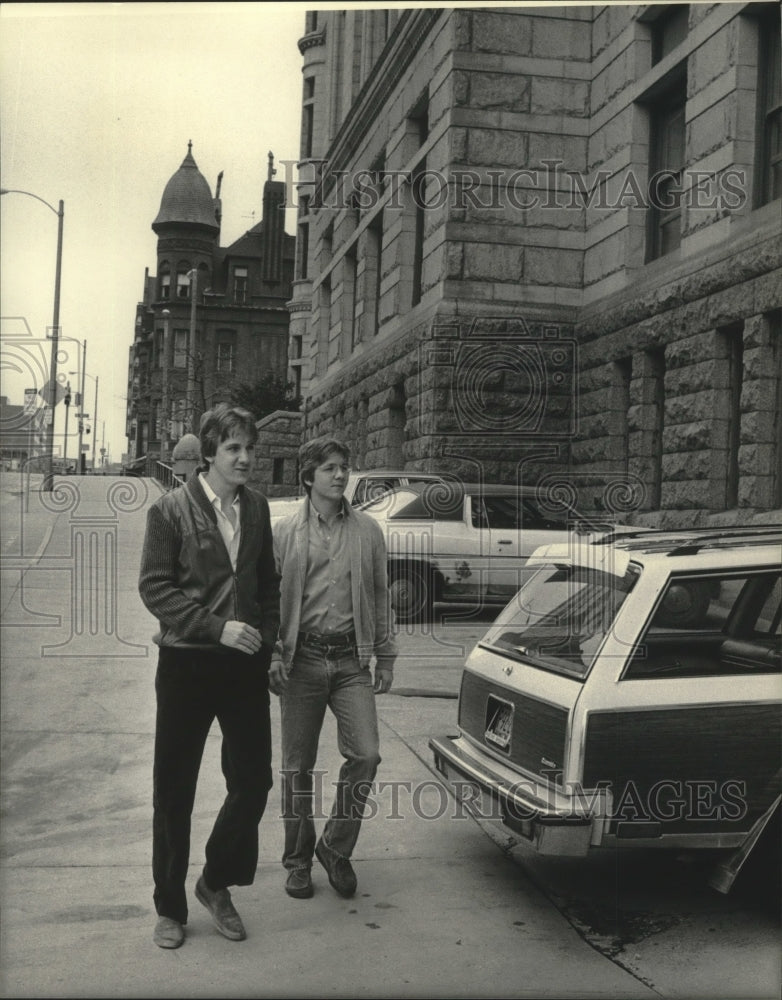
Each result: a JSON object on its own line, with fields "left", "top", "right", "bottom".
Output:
{"left": 292, "top": 6, "right": 782, "bottom": 527}
{"left": 575, "top": 229, "right": 782, "bottom": 527}
{"left": 251, "top": 410, "right": 303, "bottom": 497}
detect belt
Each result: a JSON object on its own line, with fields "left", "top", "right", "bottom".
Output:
{"left": 298, "top": 629, "right": 357, "bottom": 652}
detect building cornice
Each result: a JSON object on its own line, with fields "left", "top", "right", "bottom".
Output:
{"left": 298, "top": 28, "right": 326, "bottom": 54}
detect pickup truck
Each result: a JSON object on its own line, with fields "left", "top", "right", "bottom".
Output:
{"left": 359, "top": 480, "right": 627, "bottom": 622}
{"left": 268, "top": 470, "right": 446, "bottom": 523}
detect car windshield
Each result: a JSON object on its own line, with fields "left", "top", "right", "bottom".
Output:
{"left": 480, "top": 561, "right": 639, "bottom": 679}
{"left": 360, "top": 488, "right": 422, "bottom": 516}
{"left": 360, "top": 484, "right": 464, "bottom": 520}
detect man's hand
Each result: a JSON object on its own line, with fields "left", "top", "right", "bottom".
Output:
{"left": 268, "top": 655, "right": 289, "bottom": 696}
{"left": 374, "top": 666, "right": 394, "bottom": 695}
{"left": 219, "top": 620, "right": 262, "bottom": 655}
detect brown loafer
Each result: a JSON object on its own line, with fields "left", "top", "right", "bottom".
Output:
{"left": 285, "top": 867, "right": 314, "bottom": 899}
{"left": 153, "top": 915, "right": 185, "bottom": 949}
{"left": 195, "top": 874, "right": 246, "bottom": 941}
{"left": 315, "top": 840, "right": 357, "bottom": 898}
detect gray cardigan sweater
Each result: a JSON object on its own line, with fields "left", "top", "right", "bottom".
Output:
{"left": 273, "top": 497, "right": 397, "bottom": 671}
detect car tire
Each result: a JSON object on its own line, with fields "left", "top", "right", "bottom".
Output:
{"left": 389, "top": 564, "right": 431, "bottom": 623}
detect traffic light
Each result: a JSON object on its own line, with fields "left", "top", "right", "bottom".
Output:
{"left": 64, "top": 391, "right": 71, "bottom": 407}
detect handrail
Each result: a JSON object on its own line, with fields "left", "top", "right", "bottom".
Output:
{"left": 152, "top": 460, "right": 184, "bottom": 491}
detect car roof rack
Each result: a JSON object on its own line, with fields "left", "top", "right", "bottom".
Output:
{"left": 664, "top": 524, "right": 782, "bottom": 556}
{"left": 592, "top": 523, "right": 782, "bottom": 555}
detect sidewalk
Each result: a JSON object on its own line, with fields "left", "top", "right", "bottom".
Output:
{"left": 0, "top": 476, "right": 655, "bottom": 999}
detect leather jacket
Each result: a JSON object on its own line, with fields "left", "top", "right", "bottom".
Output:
{"left": 139, "top": 474, "right": 280, "bottom": 651}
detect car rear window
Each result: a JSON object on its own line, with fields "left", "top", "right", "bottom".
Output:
{"left": 480, "top": 562, "right": 640, "bottom": 679}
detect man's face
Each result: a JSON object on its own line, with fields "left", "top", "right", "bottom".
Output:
{"left": 309, "top": 451, "right": 349, "bottom": 506}
{"left": 206, "top": 431, "right": 254, "bottom": 492}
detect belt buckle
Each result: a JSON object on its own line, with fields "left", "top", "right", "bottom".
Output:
{"left": 328, "top": 635, "right": 352, "bottom": 657}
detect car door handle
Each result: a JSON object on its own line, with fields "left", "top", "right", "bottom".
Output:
{"left": 497, "top": 539, "right": 513, "bottom": 545}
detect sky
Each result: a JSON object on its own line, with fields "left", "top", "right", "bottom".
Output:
{"left": 0, "top": 1, "right": 308, "bottom": 464}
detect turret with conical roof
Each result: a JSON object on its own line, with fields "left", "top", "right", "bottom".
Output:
{"left": 153, "top": 142, "right": 220, "bottom": 234}
{"left": 152, "top": 142, "right": 220, "bottom": 305}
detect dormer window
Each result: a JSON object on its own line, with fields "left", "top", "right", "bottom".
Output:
{"left": 233, "top": 266, "right": 248, "bottom": 304}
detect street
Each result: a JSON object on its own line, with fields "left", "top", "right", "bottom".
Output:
{"left": 0, "top": 473, "right": 779, "bottom": 999}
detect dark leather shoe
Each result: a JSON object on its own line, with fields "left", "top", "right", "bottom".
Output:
{"left": 285, "top": 867, "right": 314, "bottom": 899}
{"left": 195, "top": 874, "right": 246, "bottom": 941}
{"left": 153, "top": 916, "right": 184, "bottom": 949}
{"left": 315, "top": 840, "right": 357, "bottom": 898}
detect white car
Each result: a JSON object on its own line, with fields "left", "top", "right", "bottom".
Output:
{"left": 345, "top": 470, "right": 446, "bottom": 506}
{"left": 359, "top": 481, "right": 627, "bottom": 622}
{"left": 267, "top": 496, "right": 304, "bottom": 525}
{"left": 429, "top": 524, "right": 782, "bottom": 890}
{"left": 266, "top": 470, "right": 446, "bottom": 525}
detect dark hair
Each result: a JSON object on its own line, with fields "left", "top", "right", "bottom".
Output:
{"left": 298, "top": 436, "right": 350, "bottom": 495}
{"left": 199, "top": 404, "right": 258, "bottom": 462}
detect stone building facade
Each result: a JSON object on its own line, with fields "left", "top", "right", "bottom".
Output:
{"left": 128, "top": 144, "right": 296, "bottom": 492}
{"left": 286, "top": 4, "right": 781, "bottom": 525}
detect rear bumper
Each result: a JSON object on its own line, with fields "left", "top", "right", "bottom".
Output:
{"left": 429, "top": 734, "right": 600, "bottom": 856}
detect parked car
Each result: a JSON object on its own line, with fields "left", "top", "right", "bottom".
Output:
{"left": 345, "top": 470, "right": 446, "bottom": 506}
{"left": 267, "top": 495, "right": 305, "bottom": 525}
{"left": 429, "top": 524, "right": 782, "bottom": 889}
{"left": 358, "top": 480, "right": 628, "bottom": 622}
{"left": 122, "top": 456, "right": 147, "bottom": 478}
{"left": 266, "top": 470, "right": 447, "bottom": 527}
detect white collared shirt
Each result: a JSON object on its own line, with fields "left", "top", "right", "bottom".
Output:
{"left": 199, "top": 473, "right": 241, "bottom": 571}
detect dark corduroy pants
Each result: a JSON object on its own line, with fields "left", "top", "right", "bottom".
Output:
{"left": 152, "top": 645, "right": 272, "bottom": 924}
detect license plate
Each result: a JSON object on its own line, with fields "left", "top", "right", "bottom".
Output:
{"left": 485, "top": 695, "right": 514, "bottom": 751}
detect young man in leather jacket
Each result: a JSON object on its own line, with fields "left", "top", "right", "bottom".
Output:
{"left": 139, "top": 404, "right": 280, "bottom": 949}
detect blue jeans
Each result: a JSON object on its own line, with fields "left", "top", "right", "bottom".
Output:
{"left": 280, "top": 644, "right": 380, "bottom": 870}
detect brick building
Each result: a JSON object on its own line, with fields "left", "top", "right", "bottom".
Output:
{"left": 127, "top": 144, "right": 295, "bottom": 483}
{"left": 0, "top": 395, "right": 45, "bottom": 470}
{"left": 287, "top": 4, "right": 781, "bottom": 525}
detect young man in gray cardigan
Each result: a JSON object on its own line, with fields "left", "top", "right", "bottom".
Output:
{"left": 139, "top": 404, "right": 280, "bottom": 949}
{"left": 270, "top": 436, "right": 397, "bottom": 901}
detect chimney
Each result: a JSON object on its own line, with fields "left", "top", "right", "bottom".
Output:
{"left": 214, "top": 171, "right": 224, "bottom": 227}
{"left": 261, "top": 152, "right": 284, "bottom": 283}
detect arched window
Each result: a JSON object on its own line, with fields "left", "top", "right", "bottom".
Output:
{"left": 176, "top": 263, "right": 191, "bottom": 299}
{"left": 159, "top": 262, "right": 171, "bottom": 300}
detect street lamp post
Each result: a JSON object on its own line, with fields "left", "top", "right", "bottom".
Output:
{"left": 0, "top": 188, "right": 64, "bottom": 492}
{"left": 160, "top": 309, "right": 170, "bottom": 462}
{"left": 63, "top": 381, "right": 72, "bottom": 471}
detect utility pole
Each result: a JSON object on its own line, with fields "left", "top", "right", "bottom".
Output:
{"left": 91, "top": 375, "right": 99, "bottom": 472}
{"left": 76, "top": 340, "right": 87, "bottom": 474}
